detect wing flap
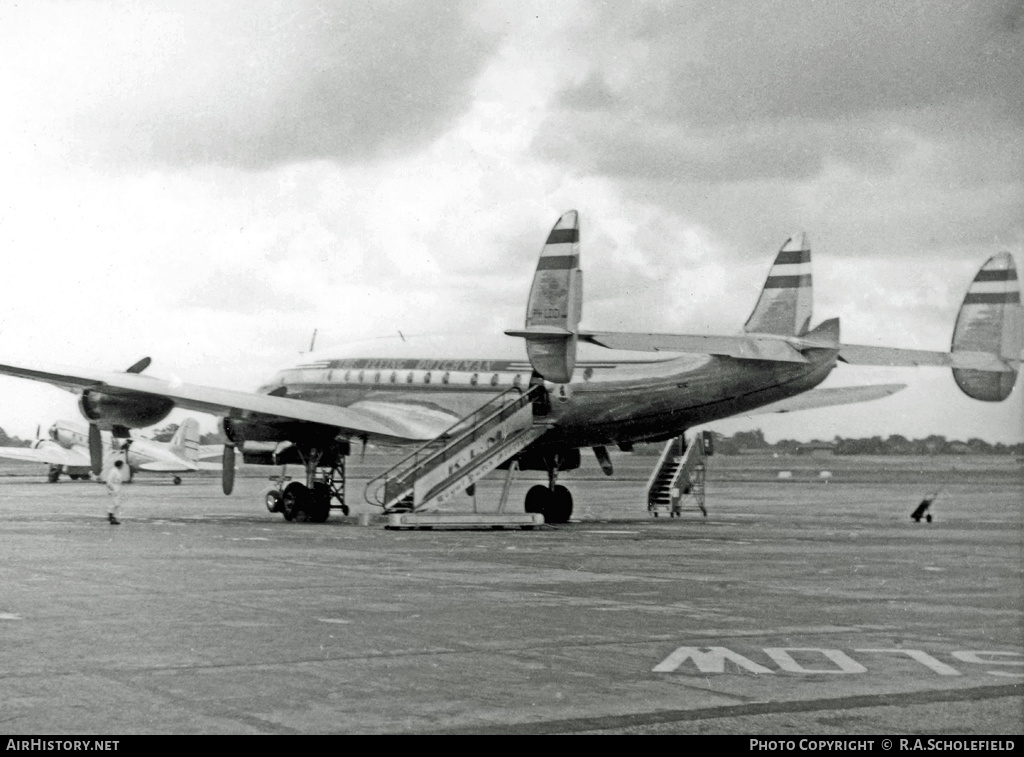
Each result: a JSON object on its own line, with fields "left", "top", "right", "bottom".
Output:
{"left": 579, "top": 331, "right": 809, "bottom": 362}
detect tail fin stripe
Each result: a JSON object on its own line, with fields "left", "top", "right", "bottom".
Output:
{"left": 775, "top": 249, "right": 811, "bottom": 265}
{"left": 975, "top": 269, "right": 1018, "bottom": 282}
{"left": 546, "top": 228, "right": 579, "bottom": 244}
{"left": 963, "top": 292, "right": 1020, "bottom": 305}
{"left": 536, "top": 254, "right": 579, "bottom": 270}
{"left": 764, "top": 274, "right": 812, "bottom": 289}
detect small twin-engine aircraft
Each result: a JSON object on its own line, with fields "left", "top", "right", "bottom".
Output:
{"left": 0, "top": 417, "right": 216, "bottom": 485}
{"left": 0, "top": 211, "right": 1018, "bottom": 522}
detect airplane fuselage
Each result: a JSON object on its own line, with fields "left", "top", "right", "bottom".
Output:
{"left": 254, "top": 347, "right": 838, "bottom": 451}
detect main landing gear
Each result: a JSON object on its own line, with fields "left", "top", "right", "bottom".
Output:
{"left": 522, "top": 455, "right": 573, "bottom": 524}
{"left": 262, "top": 444, "right": 351, "bottom": 523}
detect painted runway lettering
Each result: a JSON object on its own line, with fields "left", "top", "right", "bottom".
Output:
{"left": 654, "top": 646, "right": 1023, "bottom": 676}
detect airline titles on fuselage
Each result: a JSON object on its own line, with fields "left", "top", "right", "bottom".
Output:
{"left": 271, "top": 358, "right": 626, "bottom": 391}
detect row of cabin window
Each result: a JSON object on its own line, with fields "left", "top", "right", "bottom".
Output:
{"left": 321, "top": 370, "right": 527, "bottom": 387}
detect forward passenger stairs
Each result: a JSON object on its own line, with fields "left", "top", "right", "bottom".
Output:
{"left": 365, "top": 385, "right": 549, "bottom": 514}
{"left": 647, "top": 433, "right": 709, "bottom": 518}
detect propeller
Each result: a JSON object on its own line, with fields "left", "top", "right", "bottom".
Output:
{"left": 222, "top": 444, "right": 236, "bottom": 495}
{"left": 88, "top": 423, "right": 103, "bottom": 475}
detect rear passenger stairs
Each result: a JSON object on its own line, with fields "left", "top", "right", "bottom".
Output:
{"left": 647, "top": 432, "right": 712, "bottom": 517}
{"left": 365, "top": 385, "right": 549, "bottom": 516}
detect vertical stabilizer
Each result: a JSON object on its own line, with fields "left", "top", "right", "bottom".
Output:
{"left": 506, "top": 210, "right": 582, "bottom": 383}
{"left": 744, "top": 233, "right": 813, "bottom": 336}
{"left": 951, "top": 252, "right": 1021, "bottom": 401}
{"left": 170, "top": 418, "right": 202, "bottom": 462}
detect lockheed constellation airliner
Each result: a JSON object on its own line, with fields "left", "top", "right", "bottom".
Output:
{"left": 0, "top": 211, "right": 1018, "bottom": 523}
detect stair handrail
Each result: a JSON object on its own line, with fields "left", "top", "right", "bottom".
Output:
{"left": 364, "top": 385, "right": 542, "bottom": 506}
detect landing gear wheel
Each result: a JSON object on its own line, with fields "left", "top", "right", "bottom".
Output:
{"left": 307, "top": 483, "right": 331, "bottom": 523}
{"left": 48, "top": 467, "right": 61, "bottom": 483}
{"left": 281, "top": 482, "right": 308, "bottom": 522}
{"left": 546, "top": 485, "right": 573, "bottom": 524}
{"left": 525, "top": 485, "right": 549, "bottom": 515}
{"left": 265, "top": 489, "right": 283, "bottom": 513}
{"left": 172, "top": 476, "right": 182, "bottom": 485}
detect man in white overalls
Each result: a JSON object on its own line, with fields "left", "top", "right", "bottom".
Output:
{"left": 106, "top": 459, "right": 125, "bottom": 525}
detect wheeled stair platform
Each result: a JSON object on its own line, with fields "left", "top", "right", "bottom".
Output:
{"left": 385, "top": 512, "right": 545, "bottom": 530}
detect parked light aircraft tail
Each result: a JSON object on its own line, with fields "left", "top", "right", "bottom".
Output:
{"left": 0, "top": 211, "right": 1017, "bottom": 524}
{"left": 0, "top": 418, "right": 217, "bottom": 484}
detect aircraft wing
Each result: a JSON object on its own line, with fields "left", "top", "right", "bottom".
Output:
{"left": 0, "top": 360, "right": 447, "bottom": 443}
{"left": 137, "top": 460, "right": 198, "bottom": 472}
{"left": 197, "top": 445, "right": 225, "bottom": 461}
{"left": 837, "top": 345, "right": 1016, "bottom": 371}
{"left": 0, "top": 443, "right": 91, "bottom": 467}
{"left": 578, "top": 331, "right": 810, "bottom": 362}
{"left": 743, "top": 384, "right": 907, "bottom": 415}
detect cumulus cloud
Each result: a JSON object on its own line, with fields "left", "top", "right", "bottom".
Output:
{"left": 3, "top": 0, "right": 497, "bottom": 169}
{"left": 533, "top": 0, "right": 1024, "bottom": 259}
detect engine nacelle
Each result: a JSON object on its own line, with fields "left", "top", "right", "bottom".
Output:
{"left": 78, "top": 390, "right": 174, "bottom": 430}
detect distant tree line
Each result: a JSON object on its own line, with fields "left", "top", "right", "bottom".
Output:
{"left": 0, "top": 428, "right": 31, "bottom": 447}
{"left": 710, "top": 429, "right": 1023, "bottom": 456}
{"left": 149, "top": 423, "right": 227, "bottom": 446}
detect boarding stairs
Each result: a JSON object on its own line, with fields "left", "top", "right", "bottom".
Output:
{"left": 647, "top": 434, "right": 708, "bottom": 517}
{"left": 365, "top": 385, "right": 549, "bottom": 514}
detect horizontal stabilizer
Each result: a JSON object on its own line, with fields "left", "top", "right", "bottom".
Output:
{"left": 578, "top": 331, "right": 809, "bottom": 362}
{"left": 838, "top": 253, "right": 1021, "bottom": 402}
{"left": 838, "top": 345, "right": 1014, "bottom": 372}
{"left": 745, "top": 383, "right": 906, "bottom": 415}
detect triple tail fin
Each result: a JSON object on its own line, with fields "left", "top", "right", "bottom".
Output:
{"left": 951, "top": 252, "right": 1021, "bottom": 401}
{"left": 170, "top": 418, "right": 201, "bottom": 461}
{"left": 744, "top": 233, "right": 813, "bottom": 337}
{"left": 505, "top": 210, "right": 583, "bottom": 383}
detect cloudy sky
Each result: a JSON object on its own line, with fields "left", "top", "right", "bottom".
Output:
{"left": 0, "top": 0, "right": 1021, "bottom": 443}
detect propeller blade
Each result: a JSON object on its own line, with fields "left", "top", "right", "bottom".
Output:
{"left": 222, "top": 444, "right": 236, "bottom": 495}
{"left": 88, "top": 424, "right": 103, "bottom": 475}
